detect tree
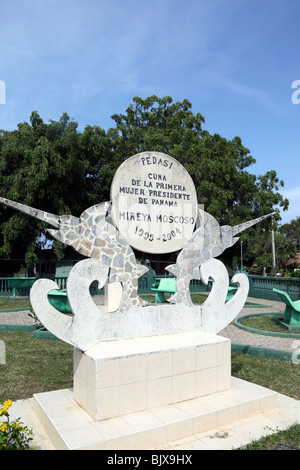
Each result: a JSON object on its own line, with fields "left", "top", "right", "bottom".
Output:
{"left": 0, "top": 97, "right": 291, "bottom": 272}
{"left": 279, "top": 217, "right": 300, "bottom": 251}
{"left": 106, "top": 96, "right": 289, "bottom": 271}
{"left": 0, "top": 111, "right": 109, "bottom": 267}
{"left": 245, "top": 230, "right": 297, "bottom": 274}
{"left": 107, "top": 96, "right": 288, "bottom": 223}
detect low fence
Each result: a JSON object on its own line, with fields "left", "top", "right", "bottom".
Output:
{"left": 0, "top": 277, "right": 97, "bottom": 297}
{"left": 0, "top": 273, "right": 299, "bottom": 301}
{"left": 247, "top": 275, "right": 300, "bottom": 301}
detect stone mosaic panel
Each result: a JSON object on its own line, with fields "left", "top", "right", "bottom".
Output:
{"left": 0, "top": 152, "right": 275, "bottom": 350}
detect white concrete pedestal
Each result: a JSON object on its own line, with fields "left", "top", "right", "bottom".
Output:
{"left": 31, "top": 330, "right": 279, "bottom": 450}
{"left": 73, "top": 330, "right": 231, "bottom": 421}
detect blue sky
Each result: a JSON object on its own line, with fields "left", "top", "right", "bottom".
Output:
{"left": 0, "top": 0, "right": 299, "bottom": 225}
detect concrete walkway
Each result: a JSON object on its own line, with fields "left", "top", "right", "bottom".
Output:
{"left": 2, "top": 296, "right": 300, "bottom": 450}
{"left": 0, "top": 309, "right": 36, "bottom": 326}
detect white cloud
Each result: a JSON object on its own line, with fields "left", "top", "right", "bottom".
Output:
{"left": 220, "top": 79, "right": 282, "bottom": 114}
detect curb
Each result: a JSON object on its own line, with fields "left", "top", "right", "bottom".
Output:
{"left": 0, "top": 324, "right": 38, "bottom": 332}
{"left": 231, "top": 343, "right": 295, "bottom": 362}
{"left": 0, "top": 323, "right": 59, "bottom": 340}
{"left": 0, "top": 308, "right": 32, "bottom": 312}
{"left": 234, "top": 313, "right": 300, "bottom": 339}
{"left": 33, "top": 327, "right": 58, "bottom": 340}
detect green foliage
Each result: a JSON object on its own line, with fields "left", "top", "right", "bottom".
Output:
{"left": 0, "top": 399, "right": 36, "bottom": 450}
{"left": 107, "top": 96, "right": 288, "bottom": 225}
{"left": 0, "top": 96, "right": 291, "bottom": 267}
{"left": 279, "top": 217, "right": 300, "bottom": 251}
{"left": 0, "top": 111, "right": 110, "bottom": 264}
{"left": 245, "top": 230, "right": 297, "bottom": 274}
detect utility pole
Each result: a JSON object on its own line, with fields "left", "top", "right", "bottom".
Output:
{"left": 240, "top": 240, "right": 243, "bottom": 270}
{"left": 271, "top": 216, "right": 276, "bottom": 275}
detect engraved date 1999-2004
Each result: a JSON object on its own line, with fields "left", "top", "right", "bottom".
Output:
{"left": 134, "top": 226, "right": 181, "bottom": 242}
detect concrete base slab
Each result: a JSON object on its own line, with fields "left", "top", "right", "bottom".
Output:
{"left": 8, "top": 378, "right": 300, "bottom": 450}
{"left": 24, "top": 377, "right": 291, "bottom": 450}
{"left": 158, "top": 391, "right": 300, "bottom": 450}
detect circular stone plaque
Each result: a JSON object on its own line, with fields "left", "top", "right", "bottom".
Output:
{"left": 110, "top": 152, "right": 198, "bottom": 254}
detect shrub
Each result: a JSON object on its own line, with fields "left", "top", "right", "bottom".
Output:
{"left": 0, "top": 399, "right": 36, "bottom": 450}
{"left": 291, "top": 269, "right": 300, "bottom": 278}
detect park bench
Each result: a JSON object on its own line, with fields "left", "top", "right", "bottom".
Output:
{"left": 226, "top": 286, "right": 238, "bottom": 301}
{"left": 272, "top": 288, "right": 300, "bottom": 328}
{"left": 208, "top": 281, "right": 237, "bottom": 299}
{"left": 48, "top": 289, "right": 72, "bottom": 314}
{"left": 151, "top": 278, "right": 238, "bottom": 303}
{"left": 151, "top": 278, "right": 176, "bottom": 303}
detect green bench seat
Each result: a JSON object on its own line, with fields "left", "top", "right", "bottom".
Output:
{"left": 273, "top": 288, "right": 300, "bottom": 328}
{"left": 151, "top": 278, "right": 238, "bottom": 303}
{"left": 151, "top": 278, "right": 176, "bottom": 303}
{"left": 226, "top": 286, "right": 238, "bottom": 301}
{"left": 48, "top": 289, "right": 72, "bottom": 314}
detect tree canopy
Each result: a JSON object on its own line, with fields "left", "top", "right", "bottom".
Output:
{"left": 279, "top": 217, "right": 300, "bottom": 251}
{"left": 0, "top": 96, "right": 291, "bottom": 272}
{"left": 244, "top": 230, "right": 297, "bottom": 275}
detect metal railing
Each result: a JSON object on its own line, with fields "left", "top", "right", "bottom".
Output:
{"left": 247, "top": 275, "right": 300, "bottom": 301}
{"left": 0, "top": 273, "right": 299, "bottom": 301}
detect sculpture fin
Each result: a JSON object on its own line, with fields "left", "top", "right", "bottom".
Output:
{"left": 231, "top": 212, "right": 276, "bottom": 236}
{"left": 136, "top": 265, "right": 149, "bottom": 277}
{"left": 0, "top": 197, "right": 61, "bottom": 228}
{"left": 47, "top": 229, "right": 63, "bottom": 242}
{"left": 165, "top": 264, "right": 180, "bottom": 277}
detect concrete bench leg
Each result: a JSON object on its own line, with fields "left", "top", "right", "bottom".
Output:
{"left": 283, "top": 304, "right": 295, "bottom": 324}
{"left": 155, "top": 291, "right": 166, "bottom": 303}
{"left": 290, "top": 311, "right": 300, "bottom": 329}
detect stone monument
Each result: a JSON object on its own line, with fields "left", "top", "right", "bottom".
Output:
{"left": 0, "top": 152, "right": 278, "bottom": 450}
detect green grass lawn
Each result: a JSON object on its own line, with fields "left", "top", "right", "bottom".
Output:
{"left": 239, "top": 314, "right": 292, "bottom": 334}
{"left": 0, "top": 332, "right": 73, "bottom": 401}
{"left": 140, "top": 293, "right": 207, "bottom": 304}
{"left": 0, "top": 298, "right": 31, "bottom": 310}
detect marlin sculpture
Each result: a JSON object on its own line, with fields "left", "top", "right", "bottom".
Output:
{"left": 0, "top": 196, "right": 275, "bottom": 310}
{"left": 0, "top": 197, "right": 148, "bottom": 312}
{"left": 166, "top": 207, "right": 275, "bottom": 305}
{"left": 0, "top": 195, "right": 276, "bottom": 350}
